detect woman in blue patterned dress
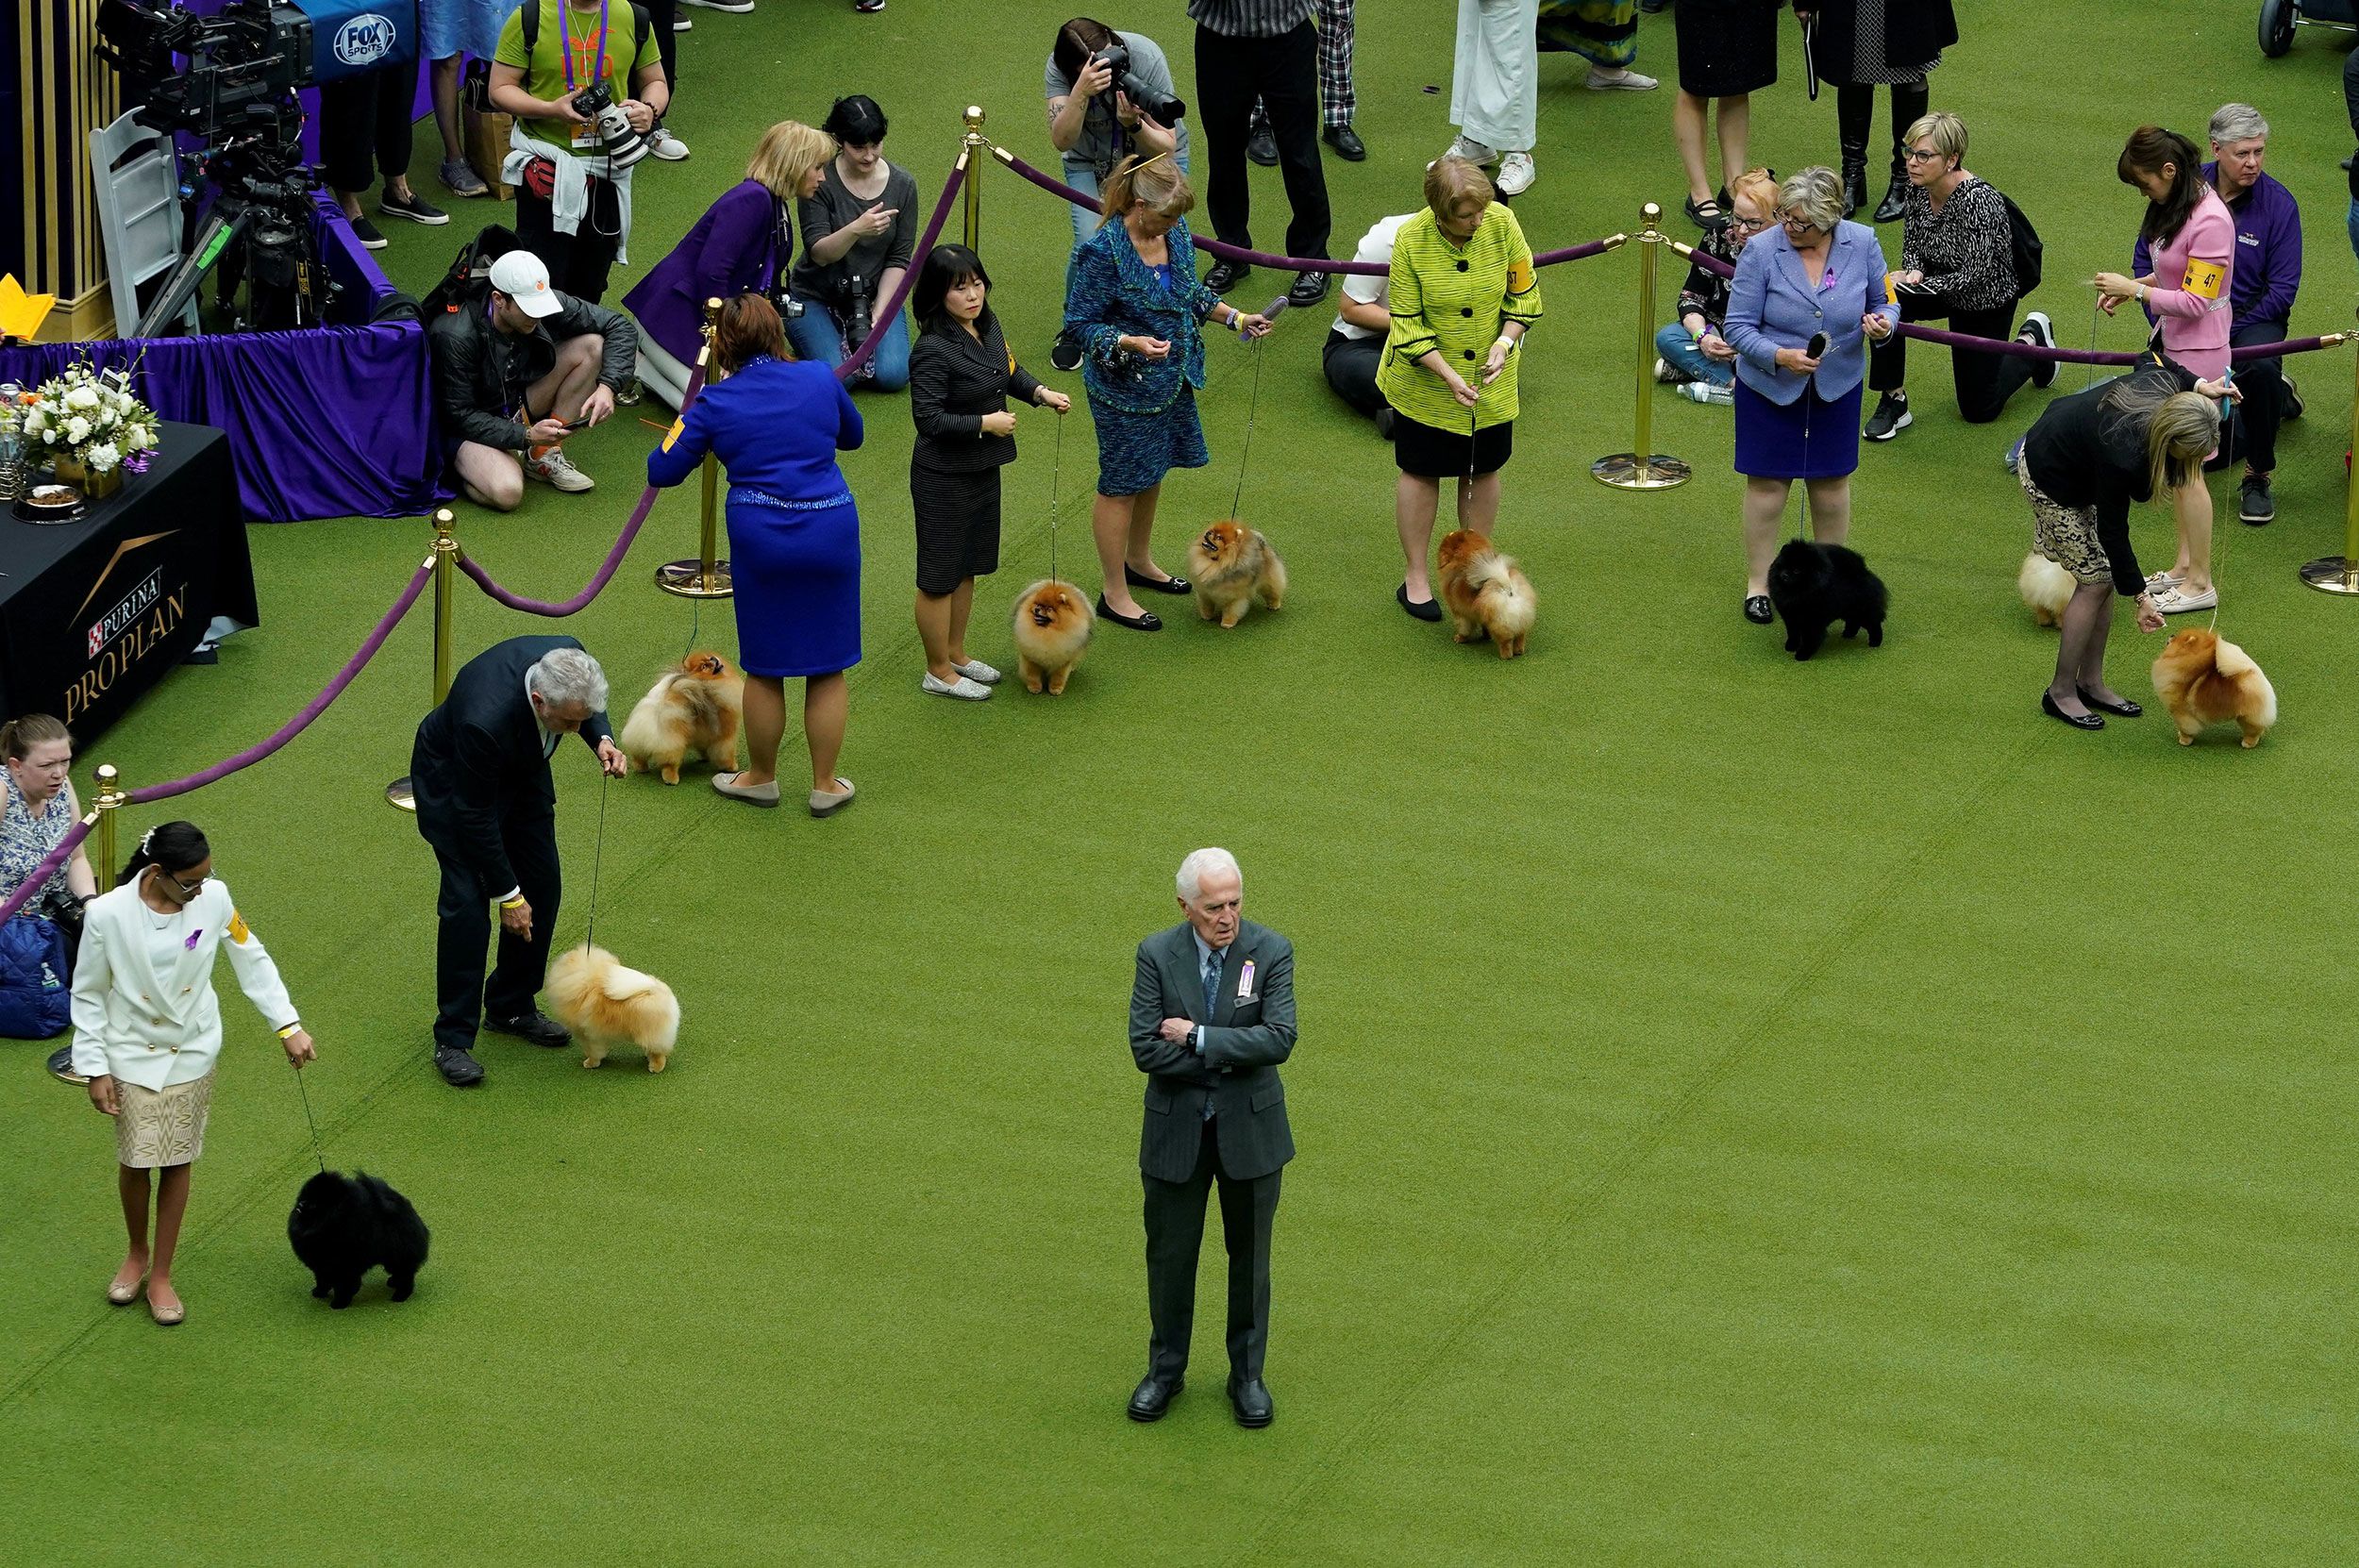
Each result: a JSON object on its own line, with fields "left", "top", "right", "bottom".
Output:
{"left": 1061, "top": 153, "right": 1272, "bottom": 631}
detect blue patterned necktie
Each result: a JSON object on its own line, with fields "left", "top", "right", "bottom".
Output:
{"left": 1202, "top": 947, "right": 1224, "bottom": 1021}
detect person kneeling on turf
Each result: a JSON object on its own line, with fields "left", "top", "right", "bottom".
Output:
{"left": 427, "top": 250, "right": 638, "bottom": 509}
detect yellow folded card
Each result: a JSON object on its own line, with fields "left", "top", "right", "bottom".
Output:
{"left": 0, "top": 275, "right": 57, "bottom": 340}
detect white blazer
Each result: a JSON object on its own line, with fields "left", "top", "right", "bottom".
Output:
{"left": 69, "top": 878, "right": 298, "bottom": 1092}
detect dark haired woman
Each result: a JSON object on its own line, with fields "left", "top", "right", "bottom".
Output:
{"left": 787, "top": 95, "right": 921, "bottom": 391}
{"left": 648, "top": 294, "right": 865, "bottom": 817}
{"left": 2094, "top": 125, "right": 2234, "bottom": 615}
{"left": 2, "top": 713, "right": 99, "bottom": 1082}
{"left": 908, "top": 244, "right": 1073, "bottom": 701}
{"left": 71, "top": 822, "right": 315, "bottom": 1326}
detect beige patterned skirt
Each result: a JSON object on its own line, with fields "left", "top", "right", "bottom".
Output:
{"left": 114, "top": 1073, "right": 213, "bottom": 1168}
{"left": 2018, "top": 458, "right": 2112, "bottom": 586}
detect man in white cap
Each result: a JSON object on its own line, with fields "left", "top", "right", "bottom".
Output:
{"left": 426, "top": 249, "right": 639, "bottom": 509}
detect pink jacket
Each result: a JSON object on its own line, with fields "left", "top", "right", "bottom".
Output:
{"left": 2143, "top": 188, "right": 2235, "bottom": 381}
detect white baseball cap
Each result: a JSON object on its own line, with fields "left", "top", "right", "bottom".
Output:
{"left": 488, "top": 251, "right": 562, "bottom": 317}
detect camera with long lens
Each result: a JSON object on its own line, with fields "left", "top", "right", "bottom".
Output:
{"left": 568, "top": 80, "right": 651, "bottom": 170}
{"left": 838, "top": 274, "right": 877, "bottom": 383}
{"left": 1092, "top": 44, "right": 1186, "bottom": 125}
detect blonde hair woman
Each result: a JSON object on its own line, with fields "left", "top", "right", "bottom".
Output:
{"left": 1061, "top": 153, "right": 1272, "bottom": 631}
{"left": 2016, "top": 352, "right": 2232, "bottom": 730}
{"left": 1658, "top": 166, "right": 1778, "bottom": 405}
{"left": 624, "top": 121, "right": 840, "bottom": 409}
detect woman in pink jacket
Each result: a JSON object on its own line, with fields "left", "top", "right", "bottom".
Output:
{"left": 2095, "top": 126, "right": 2235, "bottom": 614}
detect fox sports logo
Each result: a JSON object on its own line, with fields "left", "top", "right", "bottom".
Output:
{"left": 333, "top": 14, "right": 399, "bottom": 66}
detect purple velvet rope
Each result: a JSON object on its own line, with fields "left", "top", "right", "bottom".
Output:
{"left": 125, "top": 560, "right": 435, "bottom": 806}
{"left": 841, "top": 159, "right": 966, "bottom": 377}
{"left": 0, "top": 820, "right": 92, "bottom": 926}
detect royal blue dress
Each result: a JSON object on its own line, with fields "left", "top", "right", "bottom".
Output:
{"left": 647, "top": 356, "right": 864, "bottom": 677}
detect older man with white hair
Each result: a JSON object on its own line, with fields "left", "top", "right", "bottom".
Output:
{"left": 2133, "top": 102, "right": 2303, "bottom": 527}
{"left": 1126, "top": 846, "right": 1297, "bottom": 1428}
{"left": 410, "top": 636, "right": 626, "bottom": 1087}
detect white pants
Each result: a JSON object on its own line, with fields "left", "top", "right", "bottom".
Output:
{"left": 1451, "top": 0, "right": 1540, "bottom": 153}
{"left": 636, "top": 332, "right": 693, "bottom": 411}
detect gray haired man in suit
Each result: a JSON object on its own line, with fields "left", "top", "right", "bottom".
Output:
{"left": 1127, "top": 846, "right": 1297, "bottom": 1428}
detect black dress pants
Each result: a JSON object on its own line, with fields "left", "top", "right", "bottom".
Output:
{"left": 1144, "top": 1118, "right": 1280, "bottom": 1382}
{"left": 427, "top": 808, "right": 560, "bottom": 1052}
{"left": 319, "top": 57, "right": 419, "bottom": 194}
{"left": 1867, "top": 292, "right": 2034, "bottom": 424}
{"left": 1323, "top": 329, "right": 1383, "bottom": 418}
{"left": 515, "top": 175, "right": 625, "bottom": 303}
{"left": 1195, "top": 21, "right": 1331, "bottom": 261}
{"left": 2209, "top": 317, "right": 2288, "bottom": 476}
{"left": 643, "top": 0, "right": 678, "bottom": 92}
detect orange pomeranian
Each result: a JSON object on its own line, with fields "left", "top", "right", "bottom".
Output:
{"left": 1010, "top": 578, "right": 1095, "bottom": 694}
{"left": 619, "top": 651, "right": 743, "bottom": 783}
{"left": 1436, "top": 529, "right": 1536, "bottom": 659}
{"left": 1186, "top": 521, "right": 1287, "bottom": 627}
{"left": 545, "top": 944, "right": 680, "bottom": 1072}
{"left": 2151, "top": 627, "right": 2277, "bottom": 748}
{"left": 2017, "top": 553, "right": 2074, "bottom": 628}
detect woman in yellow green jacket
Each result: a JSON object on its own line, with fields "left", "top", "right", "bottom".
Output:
{"left": 1377, "top": 158, "right": 1543, "bottom": 620}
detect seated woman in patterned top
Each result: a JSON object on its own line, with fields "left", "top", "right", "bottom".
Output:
{"left": 1655, "top": 166, "right": 1778, "bottom": 407}
{"left": 1864, "top": 111, "right": 2056, "bottom": 442}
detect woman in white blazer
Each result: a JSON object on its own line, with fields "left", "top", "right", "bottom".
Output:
{"left": 71, "top": 822, "right": 316, "bottom": 1326}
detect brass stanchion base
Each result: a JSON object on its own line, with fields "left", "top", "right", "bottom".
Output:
{"left": 386, "top": 776, "right": 418, "bottom": 811}
{"left": 656, "top": 559, "right": 735, "bottom": 598}
{"left": 2299, "top": 556, "right": 2359, "bottom": 594}
{"left": 1590, "top": 454, "right": 1692, "bottom": 490}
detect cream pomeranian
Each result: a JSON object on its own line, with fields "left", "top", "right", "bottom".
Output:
{"left": 545, "top": 945, "right": 680, "bottom": 1072}
{"left": 2017, "top": 553, "right": 2074, "bottom": 628}
{"left": 620, "top": 651, "right": 743, "bottom": 784}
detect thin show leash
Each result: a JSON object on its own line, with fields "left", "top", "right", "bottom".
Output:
{"left": 291, "top": 1059, "right": 326, "bottom": 1175}
{"left": 1048, "top": 408, "right": 1062, "bottom": 583}
{"left": 581, "top": 767, "right": 611, "bottom": 953}
{"left": 1228, "top": 294, "right": 1291, "bottom": 522}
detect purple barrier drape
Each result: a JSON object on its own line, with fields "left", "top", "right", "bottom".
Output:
{"left": 0, "top": 821, "right": 92, "bottom": 927}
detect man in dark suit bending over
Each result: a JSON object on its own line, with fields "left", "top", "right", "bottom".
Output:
{"left": 411, "top": 636, "right": 625, "bottom": 1087}
{"left": 1128, "top": 846, "right": 1297, "bottom": 1428}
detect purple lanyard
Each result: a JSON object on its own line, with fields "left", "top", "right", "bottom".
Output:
{"left": 556, "top": 0, "right": 611, "bottom": 95}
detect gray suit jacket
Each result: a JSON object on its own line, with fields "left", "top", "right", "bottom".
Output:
{"left": 1129, "top": 919, "right": 1297, "bottom": 1182}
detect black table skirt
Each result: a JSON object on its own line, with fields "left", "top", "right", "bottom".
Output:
{"left": 0, "top": 424, "right": 258, "bottom": 742}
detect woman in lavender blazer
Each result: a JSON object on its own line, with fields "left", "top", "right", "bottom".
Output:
{"left": 624, "top": 122, "right": 836, "bottom": 409}
{"left": 1723, "top": 166, "right": 1899, "bottom": 624}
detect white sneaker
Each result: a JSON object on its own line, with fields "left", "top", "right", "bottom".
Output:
{"left": 679, "top": 0, "right": 752, "bottom": 10}
{"left": 922, "top": 672, "right": 992, "bottom": 701}
{"left": 525, "top": 447, "right": 594, "bottom": 492}
{"left": 954, "top": 659, "right": 1003, "bottom": 686}
{"left": 1653, "top": 357, "right": 1681, "bottom": 384}
{"left": 1495, "top": 152, "right": 1535, "bottom": 195}
{"left": 2153, "top": 583, "right": 2217, "bottom": 614}
{"left": 1439, "top": 135, "right": 1496, "bottom": 168}
{"left": 2144, "top": 568, "right": 2183, "bottom": 592}
{"left": 1680, "top": 380, "right": 1733, "bottom": 406}
{"left": 672, "top": 13, "right": 691, "bottom": 27}
{"left": 1585, "top": 66, "right": 1659, "bottom": 91}
{"left": 646, "top": 126, "right": 690, "bottom": 161}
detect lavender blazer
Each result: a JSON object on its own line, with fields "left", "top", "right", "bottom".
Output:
{"left": 1723, "top": 220, "right": 1899, "bottom": 406}
{"left": 622, "top": 180, "right": 792, "bottom": 367}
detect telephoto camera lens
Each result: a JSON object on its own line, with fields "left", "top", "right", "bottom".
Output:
{"left": 573, "top": 82, "right": 651, "bottom": 170}
{"left": 1094, "top": 44, "right": 1186, "bottom": 125}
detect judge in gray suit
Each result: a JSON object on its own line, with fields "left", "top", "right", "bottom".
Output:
{"left": 1127, "top": 846, "right": 1297, "bottom": 1428}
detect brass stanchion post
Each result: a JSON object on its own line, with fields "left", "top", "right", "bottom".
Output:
{"left": 2301, "top": 314, "right": 2359, "bottom": 593}
{"left": 658, "top": 297, "right": 734, "bottom": 598}
{"left": 961, "top": 106, "right": 987, "bottom": 250}
{"left": 387, "top": 509, "right": 460, "bottom": 810}
{"left": 92, "top": 763, "right": 125, "bottom": 876}
{"left": 1592, "top": 202, "right": 1690, "bottom": 490}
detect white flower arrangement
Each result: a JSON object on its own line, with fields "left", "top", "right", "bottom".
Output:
{"left": 1, "top": 360, "right": 160, "bottom": 477}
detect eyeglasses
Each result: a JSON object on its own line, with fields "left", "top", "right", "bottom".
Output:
{"left": 166, "top": 870, "right": 209, "bottom": 898}
{"left": 1903, "top": 148, "right": 1945, "bottom": 164}
{"left": 1779, "top": 212, "right": 1821, "bottom": 233}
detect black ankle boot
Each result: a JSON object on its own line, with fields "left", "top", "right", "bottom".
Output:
{"left": 1841, "top": 159, "right": 1868, "bottom": 220}
{"left": 1872, "top": 167, "right": 1908, "bottom": 225}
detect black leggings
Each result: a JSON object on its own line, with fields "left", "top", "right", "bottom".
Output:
{"left": 1868, "top": 292, "right": 2034, "bottom": 424}
{"left": 1838, "top": 80, "right": 1930, "bottom": 175}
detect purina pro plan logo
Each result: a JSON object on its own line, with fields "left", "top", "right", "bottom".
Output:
{"left": 88, "top": 568, "right": 163, "bottom": 658}
{"left": 333, "top": 13, "right": 400, "bottom": 68}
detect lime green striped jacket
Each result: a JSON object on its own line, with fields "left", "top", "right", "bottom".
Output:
{"left": 1375, "top": 204, "right": 1543, "bottom": 433}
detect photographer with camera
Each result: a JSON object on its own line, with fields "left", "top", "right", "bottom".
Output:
{"left": 1046, "top": 19, "right": 1189, "bottom": 254}
{"left": 430, "top": 250, "right": 638, "bottom": 509}
{"left": 624, "top": 121, "right": 837, "bottom": 409}
{"left": 487, "top": 0, "right": 670, "bottom": 304}
{"left": 786, "top": 96, "right": 920, "bottom": 392}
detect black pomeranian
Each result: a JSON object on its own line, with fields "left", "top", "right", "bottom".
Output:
{"left": 288, "top": 1170, "right": 430, "bottom": 1309}
{"left": 1765, "top": 539, "right": 1888, "bottom": 661}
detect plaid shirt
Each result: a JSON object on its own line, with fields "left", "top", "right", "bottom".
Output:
{"left": 1187, "top": 0, "right": 1316, "bottom": 39}
{"left": 1247, "top": 0, "right": 1355, "bottom": 128}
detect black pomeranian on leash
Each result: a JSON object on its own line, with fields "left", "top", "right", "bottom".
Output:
{"left": 1765, "top": 539, "right": 1888, "bottom": 661}
{"left": 288, "top": 1171, "right": 429, "bottom": 1309}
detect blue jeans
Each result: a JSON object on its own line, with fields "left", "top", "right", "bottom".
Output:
{"left": 786, "top": 297, "right": 912, "bottom": 392}
{"left": 1655, "top": 321, "right": 1734, "bottom": 388}
{"left": 2347, "top": 197, "right": 2359, "bottom": 261}
{"left": 1061, "top": 142, "right": 1193, "bottom": 253}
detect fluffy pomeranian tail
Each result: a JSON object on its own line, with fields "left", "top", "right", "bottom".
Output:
{"left": 617, "top": 679, "right": 673, "bottom": 765}
{"left": 2214, "top": 637, "right": 2278, "bottom": 727}
{"left": 1468, "top": 551, "right": 1536, "bottom": 638}
{"left": 2017, "top": 553, "right": 2073, "bottom": 624}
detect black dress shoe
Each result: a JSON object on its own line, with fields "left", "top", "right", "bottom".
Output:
{"left": 1228, "top": 1376, "right": 1274, "bottom": 1428}
{"left": 1397, "top": 583, "right": 1443, "bottom": 622}
{"left": 2078, "top": 686, "right": 2143, "bottom": 718}
{"left": 1204, "top": 260, "right": 1249, "bottom": 295}
{"left": 486, "top": 1010, "right": 570, "bottom": 1048}
{"left": 1049, "top": 328, "right": 1084, "bottom": 374}
{"left": 1125, "top": 564, "right": 1191, "bottom": 594}
{"left": 47, "top": 1045, "right": 90, "bottom": 1085}
{"left": 1743, "top": 594, "right": 1774, "bottom": 625}
{"left": 1096, "top": 595, "right": 1163, "bottom": 631}
{"left": 1128, "top": 1374, "right": 1182, "bottom": 1422}
{"left": 435, "top": 1043, "right": 486, "bottom": 1087}
{"left": 2041, "top": 692, "right": 2104, "bottom": 730}
{"left": 1286, "top": 270, "right": 1330, "bottom": 308}
{"left": 1323, "top": 124, "right": 1365, "bottom": 161}
{"left": 1246, "top": 126, "right": 1279, "bottom": 167}
{"left": 1375, "top": 407, "right": 1397, "bottom": 441}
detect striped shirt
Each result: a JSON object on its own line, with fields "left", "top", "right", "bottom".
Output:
{"left": 1187, "top": 0, "right": 1316, "bottom": 38}
{"left": 1375, "top": 204, "right": 1543, "bottom": 432}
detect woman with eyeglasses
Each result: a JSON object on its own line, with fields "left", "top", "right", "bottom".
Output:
{"left": 1862, "top": 111, "right": 2052, "bottom": 442}
{"left": 1654, "top": 167, "right": 1777, "bottom": 407}
{"left": 69, "top": 821, "right": 316, "bottom": 1326}
{"left": 1722, "top": 165, "right": 1899, "bottom": 625}
{"left": 2, "top": 714, "right": 99, "bottom": 1083}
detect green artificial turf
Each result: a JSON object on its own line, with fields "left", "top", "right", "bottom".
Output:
{"left": 6, "top": 3, "right": 2356, "bottom": 1560}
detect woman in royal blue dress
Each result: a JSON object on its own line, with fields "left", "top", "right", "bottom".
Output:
{"left": 647, "top": 294, "right": 864, "bottom": 818}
